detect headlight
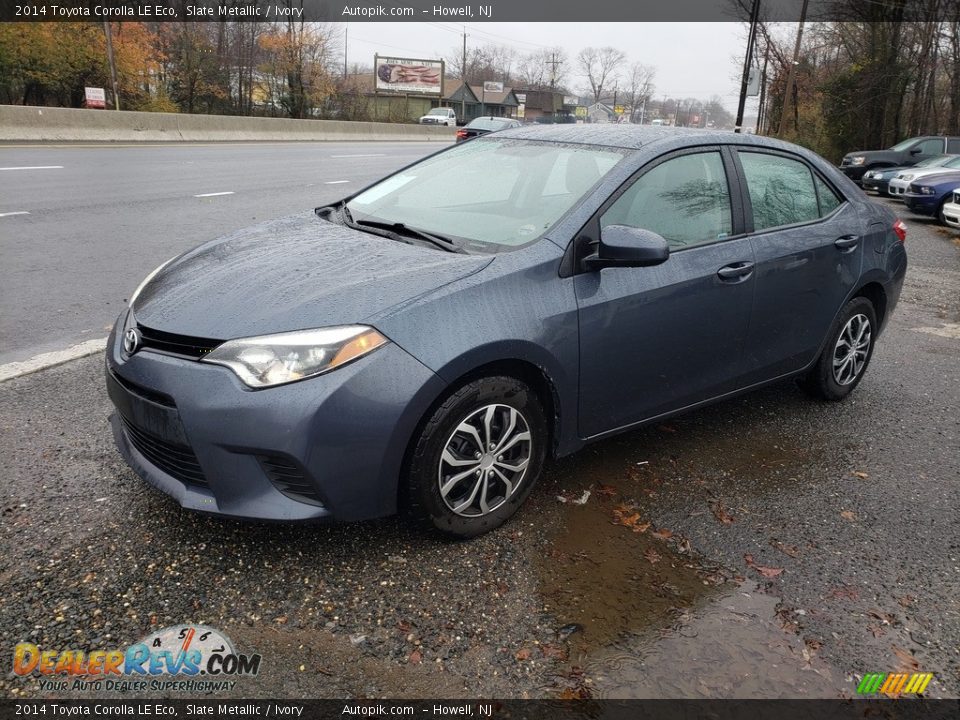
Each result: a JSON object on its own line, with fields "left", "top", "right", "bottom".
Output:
{"left": 863, "top": 171, "right": 875, "bottom": 179}
{"left": 201, "top": 326, "right": 389, "bottom": 388}
{"left": 849, "top": 156, "right": 866, "bottom": 166}
{"left": 129, "top": 255, "right": 178, "bottom": 309}
{"left": 915, "top": 186, "right": 936, "bottom": 195}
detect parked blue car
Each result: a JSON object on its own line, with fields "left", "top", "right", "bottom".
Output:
{"left": 904, "top": 171, "right": 960, "bottom": 224}
{"left": 107, "top": 126, "right": 908, "bottom": 537}
{"left": 861, "top": 154, "right": 959, "bottom": 194}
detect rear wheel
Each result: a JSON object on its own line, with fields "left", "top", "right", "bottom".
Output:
{"left": 405, "top": 376, "right": 547, "bottom": 538}
{"left": 801, "top": 297, "right": 876, "bottom": 401}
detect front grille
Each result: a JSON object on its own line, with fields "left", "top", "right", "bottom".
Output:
{"left": 121, "top": 415, "right": 208, "bottom": 488}
{"left": 258, "top": 455, "right": 324, "bottom": 507}
{"left": 138, "top": 324, "right": 221, "bottom": 359}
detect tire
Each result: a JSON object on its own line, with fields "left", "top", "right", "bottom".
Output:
{"left": 801, "top": 297, "right": 877, "bottom": 401}
{"left": 937, "top": 199, "right": 948, "bottom": 226}
{"left": 405, "top": 376, "right": 548, "bottom": 539}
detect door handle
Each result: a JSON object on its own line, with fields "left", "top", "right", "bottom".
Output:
{"left": 835, "top": 234, "right": 860, "bottom": 250}
{"left": 717, "top": 261, "right": 755, "bottom": 280}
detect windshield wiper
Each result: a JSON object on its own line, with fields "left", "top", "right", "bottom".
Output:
{"left": 355, "top": 219, "right": 467, "bottom": 254}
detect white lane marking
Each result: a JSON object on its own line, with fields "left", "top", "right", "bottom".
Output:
{"left": 914, "top": 323, "right": 960, "bottom": 340}
{"left": 0, "top": 211, "right": 30, "bottom": 218}
{"left": 194, "top": 191, "right": 235, "bottom": 198}
{"left": 0, "top": 338, "right": 107, "bottom": 383}
{"left": 324, "top": 180, "right": 350, "bottom": 184}
{"left": 330, "top": 154, "right": 385, "bottom": 158}
{"left": 0, "top": 166, "right": 64, "bottom": 171}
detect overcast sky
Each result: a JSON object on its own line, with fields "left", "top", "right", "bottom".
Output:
{"left": 344, "top": 22, "right": 759, "bottom": 112}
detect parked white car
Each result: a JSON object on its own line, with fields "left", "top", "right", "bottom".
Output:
{"left": 941, "top": 188, "right": 960, "bottom": 228}
{"left": 419, "top": 108, "right": 458, "bottom": 126}
{"left": 888, "top": 155, "right": 960, "bottom": 198}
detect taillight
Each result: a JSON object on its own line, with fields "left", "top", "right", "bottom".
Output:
{"left": 456, "top": 130, "right": 467, "bottom": 138}
{"left": 893, "top": 218, "right": 907, "bottom": 242}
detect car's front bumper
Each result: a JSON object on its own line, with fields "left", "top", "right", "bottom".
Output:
{"left": 839, "top": 165, "right": 867, "bottom": 183}
{"left": 941, "top": 201, "right": 960, "bottom": 228}
{"left": 105, "top": 313, "right": 445, "bottom": 522}
{"left": 861, "top": 176, "right": 889, "bottom": 193}
{"left": 903, "top": 194, "right": 939, "bottom": 215}
{"left": 887, "top": 179, "right": 910, "bottom": 199}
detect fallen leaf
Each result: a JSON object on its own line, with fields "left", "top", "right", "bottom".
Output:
{"left": 710, "top": 500, "right": 735, "bottom": 525}
{"left": 868, "top": 609, "right": 894, "bottom": 625}
{"left": 397, "top": 620, "right": 412, "bottom": 633}
{"left": 744, "top": 553, "right": 784, "bottom": 578}
{"left": 644, "top": 548, "right": 662, "bottom": 565}
{"left": 651, "top": 527, "right": 674, "bottom": 540}
{"left": 804, "top": 638, "right": 823, "bottom": 651}
{"left": 840, "top": 510, "right": 856, "bottom": 521}
{"left": 556, "top": 489, "right": 591, "bottom": 505}
{"left": 612, "top": 505, "right": 651, "bottom": 533}
{"left": 896, "top": 595, "right": 915, "bottom": 608}
{"left": 408, "top": 649, "right": 422, "bottom": 664}
{"left": 677, "top": 538, "right": 692, "bottom": 554}
{"left": 275, "top": 615, "right": 288, "bottom": 624}
{"left": 770, "top": 539, "right": 800, "bottom": 558}
{"left": 515, "top": 648, "right": 531, "bottom": 661}
{"left": 827, "top": 586, "right": 860, "bottom": 601}
{"left": 558, "top": 687, "right": 592, "bottom": 700}
{"left": 596, "top": 484, "right": 618, "bottom": 499}
{"left": 852, "top": 471, "right": 869, "bottom": 479}
{"left": 541, "top": 644, "right": 568, "bottom": 661}
{"left": 867, "top": 624, "right": 885, "bottom": 638}
{"left": 891, "top": 645, "right": 920, "bottom": 671}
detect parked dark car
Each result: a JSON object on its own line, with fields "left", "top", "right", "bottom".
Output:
{"left": 861, "top": 154, "right": 959, "bottom": 194}
{"left": 840, "top": 135, "right": 960, "bottom": 184}
{"left": 107, "top": 126, "right": 907, "bottom": 538}
{"left": 903, "top": 171, "right": 960, "bottom": 224}
{"left": 455, "top": 116, "right": 522, "bottom": 143}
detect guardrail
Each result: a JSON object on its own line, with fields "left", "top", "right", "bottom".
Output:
{"left": 0, "top": 105, "right": 455, "bottom": 143}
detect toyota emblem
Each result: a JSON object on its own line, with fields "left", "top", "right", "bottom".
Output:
{"left": 123, "top": 328, "right": 142, "bottom": 356}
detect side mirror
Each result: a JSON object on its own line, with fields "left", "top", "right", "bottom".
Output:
{"left": 909, "top": 147, "right": 923, "bottom": 155}
{"left": 583, "top": 225, "right": 670, "bottom": 271}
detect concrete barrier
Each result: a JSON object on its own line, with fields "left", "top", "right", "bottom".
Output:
{"left": 0, "top": 105, "right": 455, "bottom": 143}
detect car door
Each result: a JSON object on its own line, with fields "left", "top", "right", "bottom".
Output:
{"left": 909, "top": 137, "right": 946, "bottom": 162}
{"left": 734, "top": 148, "right": 863, "bottom": 383}
{"left": 575, "top": 147, "right": 755, "bottom": 438}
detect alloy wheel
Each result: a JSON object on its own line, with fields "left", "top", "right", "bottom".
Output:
{"left": 832, "top": 313, "right": 872, "bottom": 386}
{"left": 437, "top": 404, "right": 532, "bottom": 517}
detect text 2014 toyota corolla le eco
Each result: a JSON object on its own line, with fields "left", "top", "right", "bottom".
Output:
{"left": 106, "top": 126, "right": 907, "bottom": 538}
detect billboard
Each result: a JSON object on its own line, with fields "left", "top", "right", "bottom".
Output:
{"left": 375, "top": 56, "right": 443, "bottom": 95}
{"left": 483, "top": 81, "right": 504, "bottom": 93}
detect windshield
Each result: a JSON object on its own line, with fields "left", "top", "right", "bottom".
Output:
{"left": 916, "top": 155, "right": 954, "bottom": 167}
{"left": 426, "top": 109, "right": 449, "bottom": 116}
{"left": 468, "top": 118, "right": 513, "bottom": 131}
{"left": 346, "top": 139, "right": 626, "bottom": 251}
{"left": 889, "top": 138, "right": 918, "bottom": 152}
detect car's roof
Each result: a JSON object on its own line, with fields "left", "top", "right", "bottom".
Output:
{"left": 492, "top": 124, "right": 794, "bottom": 152}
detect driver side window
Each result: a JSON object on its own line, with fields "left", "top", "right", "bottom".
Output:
{"left": 600, "top": 151, "right": 733, "bottom": 250}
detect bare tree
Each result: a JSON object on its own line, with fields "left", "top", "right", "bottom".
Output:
{"left": 577, "top": 46, "right": 626, "bottom": 104}
{"left": 624, "top": 62, "right": 656, "bottom": 122}
{"left": 515, "top": 48, "right": 568, "bottom": 89}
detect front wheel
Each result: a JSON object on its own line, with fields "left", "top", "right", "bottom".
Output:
{"left": 405, "top": 376, "right": 548, "bottom": 538}
{"left": 801, "top": 297, "right": 877, "bottom": 400}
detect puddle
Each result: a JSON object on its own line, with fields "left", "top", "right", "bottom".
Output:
{"left": 534, "top": 477, "right": 846, "bottom": 699}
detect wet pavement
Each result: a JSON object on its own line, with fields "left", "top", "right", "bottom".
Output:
{"left": 1, "top": 199, "right": 958, "bottom": 700}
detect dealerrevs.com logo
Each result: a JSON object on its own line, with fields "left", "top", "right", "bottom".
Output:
{"left": 13, "top": 624, "right": 261, "bottom": 693}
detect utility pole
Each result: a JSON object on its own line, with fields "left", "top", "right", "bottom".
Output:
{"left": 546, "top": 52, "right": 562, "bottom": 89}
{"left": 756, "top": 42, "right": 769, "bottom": 134}
{"left": 461, "top": 27, "right": 467, "bottom": 120}
{"left": 734, "top": 0, "right": 761, "bottom": 133}
{"left": 777, "top": 0, "right": 809, "bottom": 138}
{"left": 103, "top": 20, "right": 120, "bottom": 110}
{"left": 343, "top": 26, "right": 348, "bottom": 79}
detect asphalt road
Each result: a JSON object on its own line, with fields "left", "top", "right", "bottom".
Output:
{"left": 0, "top": 142, "right": 444, "bottom": 365}
{"left": 0, "top": 178, "right": 958, "bottom": 698}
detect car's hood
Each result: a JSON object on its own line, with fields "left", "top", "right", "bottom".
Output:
{"left": 896, "top": 167, "right": 960, "bottom": 180}
{"left": 133, "top": 212, "right": 491, "bottom": 340}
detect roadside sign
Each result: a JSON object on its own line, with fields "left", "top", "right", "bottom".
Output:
{"left": 575, "top": 106, "right": 588, "bottom": 118}
{"left": 747, "top": 67, "right": 761, "bottom": 96}
{"left": 483, "top": 81, "right": 504, "bottom": 93}
{"left": 84, "top": 87, "right": 106, "bottom": 109}
{"left": 614, "top": 105, "right": 625, "bottom": 115}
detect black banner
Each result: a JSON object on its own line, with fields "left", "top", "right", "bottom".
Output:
{"left": 2, "top": 700, "right": 960, "bottom": 720}
{"left": 3, "top": 0, "right": 960, "bottom": 24}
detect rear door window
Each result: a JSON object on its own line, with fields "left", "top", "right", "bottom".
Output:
{"left": 738, "top": 151, "right": 819, "bottom": 231}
